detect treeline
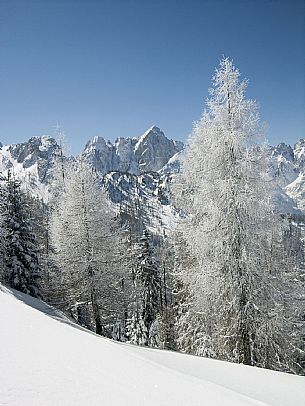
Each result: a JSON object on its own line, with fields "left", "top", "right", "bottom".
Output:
{"left": 0, "top": 58, "right": 304, "bottom": 375}
{"left": 0, "top": 164, "right": 176, "bottom": 350}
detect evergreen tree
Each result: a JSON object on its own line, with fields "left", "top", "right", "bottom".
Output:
{"left": 127, "top": 230, "right": 161, "bottom": 346}
{"left": 154, "top": 235, "right": 176, "bottom": 350}
{"left": 27, "top": 196, "right": 60, "bottom": 304}
{"left": 0, "top": 175, "right": 8, "bottom": 283}
{"left": 124, "top": 225, "right": 147, "bottom": 345}
{"left": 2, "top": 171, "right": 40, "bottom": 297}
{"left": 173, "top": 57, "right": 301, "bottom": 372}
{"left": 126, "top": 310, "right": 148, "bottom": 346}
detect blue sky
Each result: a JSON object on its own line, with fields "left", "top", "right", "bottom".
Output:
{"left": 0, "top": 0, "right": 304, "bottom": 154}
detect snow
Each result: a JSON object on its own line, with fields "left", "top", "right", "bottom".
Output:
{"left": 134, "top": 126, "right": 159, "bottom": 153}
{"left": 38, "top": 135, "right": 57, "bottom": 152}
{"left": 158, "top": 151, "right": 182, "bottom": 174}
{"left": 285, "top": 173, "right": 305, "bottom": 210}
{"left": 0, "top": 284, "right": 304, "bottom": 406}
{"left": 3, "top": 132, "right": 305, "bottom": 215}
{"left": 0, "top": 144, "right": 49, "bottom": 201}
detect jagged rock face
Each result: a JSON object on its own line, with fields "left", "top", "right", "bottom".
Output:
{"left": 293, "top": 139, "right": 305, "bottom": 170}
{"left": 8, "top": 136, "right": 59, "bottom": 183}
{"left": 267, "top": 139, "right": 305, "bottom": 212}
{"left": 103, "top": 171, "right": 174, "bottom": 236}
{"left": 283, "top": 140, "right": 305, "bottom": 211}
{"left": 0, "top": 136, "right": 59, "bottom": 200}
{"left": 267, "top": 143, "right": 298, "bottom": 188}
{"left": 81, "top": 126, "right": 183, "bottom": 175}
{"left": 133, "top": 126, "right": 183, "bottom": 173}
{"left": 82, "top": 136, "right": 139, "bottom": 174}
{"left": 271, "top": 143, "right": 294, "bottom": 161}
{"left": 0, "top": 126, "right": 182, "bottom": 197}
{"left": 82, "top": 136, "right": 115, "bottom": 174}
{"left": 1, "top": 128, "right": 305, "bottom": 217}
{"left": 285, "top": 173, "right": 305, "bottom": 211}
{"left": 114, "top": 137, "right": 139, "bottom": 173}
{"left": 158, "top": 151, "right": 182, "bottom": 175}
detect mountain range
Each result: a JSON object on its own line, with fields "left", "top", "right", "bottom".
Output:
{"left": 0, "top": 126, "right": 304, "bottom": 223}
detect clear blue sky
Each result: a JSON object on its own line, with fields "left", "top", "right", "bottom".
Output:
{"left": 0, "top": 0, "right": 304, "bottom": 154}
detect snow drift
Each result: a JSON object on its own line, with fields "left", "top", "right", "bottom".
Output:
{"left": 0, "top": 284, "right": 304, "bottom": 406}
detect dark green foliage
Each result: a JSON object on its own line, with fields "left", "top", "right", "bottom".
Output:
{"left": 1, "top": 172, "right": 40, "bottom": 297}
{"left": 136, "top": 230, "right": 161, "bottom": 344}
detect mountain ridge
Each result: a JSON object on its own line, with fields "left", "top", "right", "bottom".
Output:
{"left": 0, "top": 128, "right": 304, "bottom": 216}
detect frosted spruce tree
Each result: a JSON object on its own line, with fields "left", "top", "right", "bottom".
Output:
{"left": 173, "top": 57, "right": 301, "bottom": 372}
{"left": 1, "top": 171, "right": 40, "bottom": 297}
{"left": 153, "top": 237, "right": 177, "bottom": 351}
{"left": 0, "top": 175, "right": 8, "bottom": 283}
{"left": 127, "top": 230, "right": 161, "bottom": 346}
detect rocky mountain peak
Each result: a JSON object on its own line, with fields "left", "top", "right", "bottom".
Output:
{"left": 8, "top": 135, "right": 57, "bottom": 161}
{"left": 0, "top": 135, "right": 59, "bottom": 199}
{"left": 84, "top": 136, "right": 108, "bottom": 151}
{"left": 293, "top": 138, "right": 305, "bottom": 168}
{"left": 271, "top": 142, "right": 294, "bottom": 161}
{"left": 136, "top": 125, "right": 164, "bottom": 141}
{"left": 133, "top": 126, "right": 183, "bottom": 173}
{"left": 81, "top": 126, "right": 183, "bottom": 174}
{"left": 2, "top": 130, "right": 305, "bottom": 217}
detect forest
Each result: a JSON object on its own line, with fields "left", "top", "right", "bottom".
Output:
{"left": 0, "top": 58, "right": 304, "bottom": 376}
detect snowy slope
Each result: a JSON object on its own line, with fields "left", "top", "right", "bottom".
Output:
{"left": 0, "top": 285, "right": 304, "bottom": 406}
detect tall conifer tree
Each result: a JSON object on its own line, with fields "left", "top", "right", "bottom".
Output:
{"left": 174, "top": 57, "right": 301, "bottom": 372}
{"left": 2, "top": 171, "right": 40, "bottom": 296}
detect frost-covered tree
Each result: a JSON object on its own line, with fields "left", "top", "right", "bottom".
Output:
{"left": 26, "top": 196, "right": 60, "bottom": 304}
{"left": 0, "top": 175, "right": 8, "bottom": 283}
{"left": 173, "top": 57, "right": 301, "bottom": 372}
{"left": 126, "top": 310, "right": 148, "bottom": 346}
{"left": 173, "top": 230, "right": 215, "bottom": 357}
{"left": 50, "top": 162, "right": 122, "bottom": 335}
{"left": 53, "top": 124, "right": 68, "bottom": 184}
{"left": 1, "top": 171, "right": 40, "bottom": 297}
{"left": 153, "top": 235, "right": 176, "bottom": 350}
{"left": 124, "top": 224, "right": 147, "bottom": 345}
{"left": 127, "top": 230, "right": 161, "bottom": 346}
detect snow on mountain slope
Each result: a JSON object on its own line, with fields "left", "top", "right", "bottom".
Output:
{"left": 1, "top": 132, "right": 305, "bottom": 215}
{"left": 81, "top": 126, "right": 183, "bottom": 175}
{"left": 0, "top": 136, "right": 59, "bottom": 200}
{"left": 133, "top": 126, "right": 183, "bottom": 173}
{"left": 103, "top": 171, "right": 176, "bottom": 235}
{"left": 0, "top": 284, "right": 304, "bottom": 406}
{"left": 285, "top": 173, "right": 305, "bottom": 211}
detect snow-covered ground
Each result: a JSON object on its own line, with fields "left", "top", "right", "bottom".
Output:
{"left": 0, "top": 284, "right": 304, "bottom": 406}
